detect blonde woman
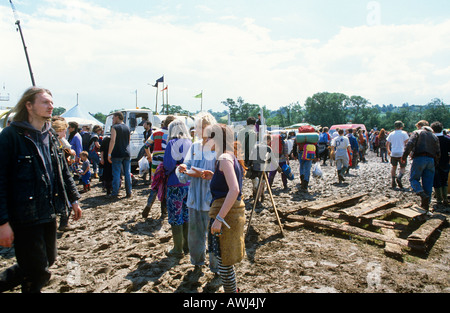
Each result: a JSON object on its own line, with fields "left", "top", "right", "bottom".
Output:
{"left": 177, "top": 112, "right": 218, "bottom": 273}
{"left": 163, "top": 119, "right": 192, "bottom": 257}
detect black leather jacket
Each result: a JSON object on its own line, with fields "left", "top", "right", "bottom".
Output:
{"left": 402, "top": 127, "right": 441, "bottom": 162}
{"left": 0, "top": 122, "right": 80, "bottom": 227}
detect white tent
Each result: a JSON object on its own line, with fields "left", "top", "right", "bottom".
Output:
{"left": 61, "top": 104, "right": 104, "bottom": 127}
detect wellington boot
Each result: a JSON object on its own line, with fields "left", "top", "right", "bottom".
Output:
{"left": 142, "top": 205, "right": 151, "bottom": 218}
{"left": 142, "top": 190, "right": 157, "bottom": 218}
{"left": 418, "top": 191, "right": 430, "bottom": 211}
{"left": 167, "top": 225, "right": 184, "bottom": 258}
{"left": 435, "top": 187, "right": 443, "bottom": 204}
{"left": 299, "top": 180, "right": 306, "bottom": 190}
{"left": 161, "top": 199, "right": 167, "bottom": 217}
{"left": 337, "top": 170, "right": 345, "bottom": 184}
{"left": 183, "top": 222, "right": 189, "bottom": 254}
{"left": 442, "top": 187, "right": 448, "bottom": 206}
{"left": 302, "top": 180, "right": 309, "bottom": 191}
{"left": 339, "top": 169, "right": 345, "bottom": 182}
{"left": 396, "top": 174, "right": 404, "bottom": 189}
{"left": 391, "top": 177, "right": 397, "bottom": 189}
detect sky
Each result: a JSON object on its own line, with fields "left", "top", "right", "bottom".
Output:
{"left": 1, "top": 0, "right": 450, "bottom": 116}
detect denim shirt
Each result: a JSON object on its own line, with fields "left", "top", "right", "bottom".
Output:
{"left": 164, "top": 138, "right": 192, "bottom": 186}
{"left": 176, "top": 141, "right": 216, "bottom": 211}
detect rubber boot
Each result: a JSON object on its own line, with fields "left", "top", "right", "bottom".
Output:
{"left": 299, "top": 180, "right": 305, "bottom": 190}
{"left": 435, "top": 187, "right": 443, "bottom": 204}
{"left": 167, "top": 225, "right": 184, "bottom": 258}
{"left": 259, "top": 184, "right": 265, "bottom": 202}
{"left": 340, "top": 169, "right": 346, "bottom": 182}
{"left": 418, "top": 191, "right": 431, "bottom": 213}
{"left": 161, "top": 198, "right": 167, "bottom": 217}
{"left": 396, "top": 173, "right": 404, "bottom": 189}
{"left": 302, "top": 180, "right": 309, "bottom": 191}
{"left": 391, "top": 176, "right": 397, "bottom": 189}
{"left": 142, "top": 190, "right": 157, "bottom": 218}
{"left": 183, "top": 222, "right": 189, "bottom": 254}
{"left": 442, "top": 187, "right": 449, "bottom": 206}
{"left": 338, "top": 169, "right": 345, "bottom": 184}
{"left": 0, "top": 264, "right": 24, "bottom": 292}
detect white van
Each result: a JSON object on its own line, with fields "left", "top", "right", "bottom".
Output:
{"left": 104, "top": 109, "right": 195, "bottom": 167}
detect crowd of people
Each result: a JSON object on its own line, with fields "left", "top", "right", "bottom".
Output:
{"left": 315, "top": 121, "right": 449, "bottom": 212}
{"left": 0, "top": 86, "right": 449, "bottom": 293}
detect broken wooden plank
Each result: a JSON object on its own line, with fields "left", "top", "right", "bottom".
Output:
{"left": 362, "top": 208, "right": 394, "bottom": 220}
{"left": 381, "top": 228, "right": 404, "bottom": 257}
{"left": 284, "top": 221, "right": 304, "bottom": 231}
{"left": 393, "top": 206, "right": 426, "bottom": 219}
{"left": 340, "top": 199, "right": 397, "bottom": 218}
{"left": 320, "top": 211, "right": 405, "bottom": 230}
{"left": 371, "top": 219, "right": 406, "bottom": 230}
{"left": 305, "top": 193, "right": 368, "bottom": 213}
{"left": 362, "top": 202, "right": 413, "bottom": 220}
{"left": 278, "top": 204, "right": 307, "bottom": 217}
{"left": 339, "top": 198, "right": 386, "bottom": 216}
{"left": 407, "top": 213, "right": 448, "bottom": 245}
{"left": 286, "top": 214, "right": 411, "bottom": 248}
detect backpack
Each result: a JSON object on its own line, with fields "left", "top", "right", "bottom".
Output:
{"left": 298, "top": 125, "right": 315, "bottom": 133}
{"left": 271, "top": 134, "right": 284, "bottom": 155}
{"left": 319, "top": 132, "right": 329, "bottom": 144}
{"left": 81, "top": 132, "right": 91, "bottom": 152}
{"left": 302, "top": 144, "right": 316, "bottom": 160}
{"left": 88, "top": 134, "right": 99, "bottom": 152}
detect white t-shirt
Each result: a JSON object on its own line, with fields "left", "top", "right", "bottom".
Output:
{"left": 387, "top": 130, "right": 409, "bottom": 157}
{"left": 332, "top": 136, "right": 350, "bottom": 158}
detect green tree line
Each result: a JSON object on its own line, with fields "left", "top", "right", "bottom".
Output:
{"left": 219, "top": 93, "right": 449, "bottom": 132}
{"left": 53, "top": 92, "right": 449, "bottom": 132}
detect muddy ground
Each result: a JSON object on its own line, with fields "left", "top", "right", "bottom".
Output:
{"left": 1, "top": 151, "right": 449, "bottom": 294}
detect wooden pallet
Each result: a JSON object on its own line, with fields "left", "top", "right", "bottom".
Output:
{"left": 283, "top": 194, "right": 448, "bottom": 257}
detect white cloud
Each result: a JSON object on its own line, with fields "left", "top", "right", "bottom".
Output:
{"left": 195, "top": 5, "right": 213, "bottom": 14}
{"left": 1, "top": 1, "right": 449, "bottom": 115}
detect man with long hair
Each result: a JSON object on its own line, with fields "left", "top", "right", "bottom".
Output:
{"left": 0, "top": 87, "right": 81, "bottom": 293}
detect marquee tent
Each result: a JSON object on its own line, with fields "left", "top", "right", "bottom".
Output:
{"left": 61, "top": 104, "right": 104, "bottom": 127}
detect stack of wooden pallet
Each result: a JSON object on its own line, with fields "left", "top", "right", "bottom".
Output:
{"left": 279, "top": 193, "right": 448, "bottom": 257}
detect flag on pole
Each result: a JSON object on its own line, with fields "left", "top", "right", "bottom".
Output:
{"left": 153, "top": 76, "right": 164, "bottom": 87}
{"left": 259, "top": 107, "right": 265, "bottom": 125}
{"left": 161, "top": 86, "right": 168, "bottom": 91}
{"left": 194, "top": 92, "right": 202, "bottom": 98}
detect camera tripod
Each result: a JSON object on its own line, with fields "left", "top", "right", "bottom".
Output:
{"left": 246, "top": 170, "right": 284, "bottom": 237}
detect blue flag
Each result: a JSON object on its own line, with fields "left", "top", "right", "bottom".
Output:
{"left": 153, "top": 76, "right": 164, "bottom": 87}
